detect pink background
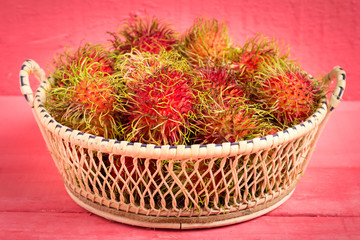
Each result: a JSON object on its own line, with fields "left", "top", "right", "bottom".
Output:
{"left": 2, "top": 0, "right": 359, "bottom": 100}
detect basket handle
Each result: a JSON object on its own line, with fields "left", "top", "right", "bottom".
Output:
{"left": 19, "top": 59, "right": 47, "bottom": 108}
{"left": 323, "top": 66, "right": 346, "bottom": 111}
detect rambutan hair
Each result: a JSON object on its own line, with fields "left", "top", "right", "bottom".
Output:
{"left": 193, "top": 63, "right": 249, "bottom": 102}
{"left": 51, "top": 43, "right": 115, "bottom": 85}
{"left": 193, "top": 95, "right": 280, "bottom": 144}
{"left": 227, "top": 34, "right": 289, "bottom": 86}
{"left": 108, "top": 15, "right": 178, "bottom": 54}
{"left": 179, "top": 17, "right": 232, "bottom": 65}
{"left": 117, "top": 50, "right": 196, "bottom": 145}
{"left": 253, "top": 59, "right": 326, "bottom": 127}
{"left": 46, "top": 44, "right": 126, "bottom": 139}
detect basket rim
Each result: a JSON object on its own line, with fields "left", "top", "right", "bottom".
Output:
{"left": 34, "top": 78, "right": 329, "bottom": 159}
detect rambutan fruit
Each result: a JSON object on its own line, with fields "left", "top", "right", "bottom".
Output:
{"left": 190, "top": 62, "right": 279, "bottom": 144}
{"left": 228, "top": 34, "right": 289, "bottom": 85}
{"left": 194, "top": 98, "right": 279, "bottom": 144}
{"left": 179, "top": 17, "right": 231, "bottom": 65}
{"left": 253, "top": 60, "right": 325, "bottom": 127}
{"left": 52, "top": 43, "right": 115, "bottom": 86}
{"left": 194, "top": 63, "right": 249, "bottom": 102}
{"left": 118, "top": 50, "right": 195, "bottom": 145}
{"left": 109, "top": 15, "right": 177, "bottom": 54}
{"left": 46, "top": 58, "right": 125, "bottom": 139}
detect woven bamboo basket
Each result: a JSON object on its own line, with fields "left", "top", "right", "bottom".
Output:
{"left": 19, "top": 59, "right": 346, "bottom": 229}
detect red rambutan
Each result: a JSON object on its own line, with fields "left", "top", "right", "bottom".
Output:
{"left": 195, "top": 64, "right": 249, "bottom": 102}
{"left": 180, "top": 17, "right": 231, "bottom": 65}
{"left": 47, "top": 74, "right": 124, "bottom": 139}
{"left": 72, "top": 78, "right": 121, "bottom": 137}
{"left": 52, "top": 43, "right": 114, "bottom": 85}
{"left": 119, "top": 51, "right": 195, "bottom": 145}
{"left": 254, "top": 60, "right": 324, "bottom": 127}
{"left": 46, "top": 45, "right": 125, "bottom": 139}
{"left": 109, "top": 15, "right": 177, "bottom": 54}
{"left": 228, "top": 34, "right": 289, "bottom": 85}
{"left": 195, "top": 100, "right": 278, "bottom": 144}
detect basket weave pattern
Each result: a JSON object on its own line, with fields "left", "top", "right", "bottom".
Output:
{"left": 20, "top": 60, "right": 346, "bottom": 228}
{"left": 48, "top": 123, "right": 318, "bottom": 217}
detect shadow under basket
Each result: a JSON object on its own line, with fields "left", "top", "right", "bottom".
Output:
{"left": 19, "top": 60, "right": 346, "bottom": 229}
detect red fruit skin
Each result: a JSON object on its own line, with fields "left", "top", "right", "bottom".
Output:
{"left": 259, "top": 72, "right": 316, "bottom": 126}
{"left": 231, "top": 51, "right": 274, "bottom": 86}
{"left": 130, "top": 34, "right": 176, "bottom": 54}
{"left": 238, "top": 51, "right": 263, "bottom": 72}
{"left": 199, "top": 65, "right": 234, "bottom": 87}
{"left": 84, "top": 57, "right": 114, "bottom": 75}
{"left": 198, "top": 107, "right": 258, "bottom": 144}
{"left": 52, "top": 45, "right": 115, "bottom": 89}
{"left": 75, "top": 45, "right": 114, "bottom": 74}
{"left": 197, "top": 66, "right": 249, "bottom": 101}
{"left": 229, "top": 35, "right": 288, "bottom": 85}
{"left": 74, "top": 79, "right": 118, "bottom": 137}
{"left": 111, "top": 16, "right": 177, "bottom": 54}
{"left": 126, "top": 71, "right": 194, "bottom": 145}
{"left": 188, "top": 30, "right": 228, "bottom": 62}
{"left": 75, "top": 79, "right": 116, "bottom": 114}
{"left": 182, "top": 18, "right": 230, "bottom": 65}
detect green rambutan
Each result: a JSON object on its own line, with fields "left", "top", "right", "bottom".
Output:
{"left": 253, "top": 60, "right": 325, "bottom": 127}
{"left": 109, "top": 15, "right": 177, "bottom": 54}
{"left": 118, "top": 50, "right": 195, "bottom": 145}
{"left": 180, "top": 17, "right": 231, "bottom": 65}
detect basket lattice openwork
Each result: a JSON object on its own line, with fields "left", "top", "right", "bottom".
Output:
{"left": 19, "top": 60, "right": 346, "bottom": 229}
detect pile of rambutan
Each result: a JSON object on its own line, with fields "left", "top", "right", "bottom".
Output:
{"left": 45, "top": 15, "right": 328, "bottom": 207}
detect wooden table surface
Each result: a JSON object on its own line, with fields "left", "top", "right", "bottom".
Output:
{"left": 1, "top": 96, "right": 359, "bottom": 240}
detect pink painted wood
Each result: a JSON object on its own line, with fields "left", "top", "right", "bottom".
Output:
{"left": 1, "top": 97, "right": 359, "bottom": 239}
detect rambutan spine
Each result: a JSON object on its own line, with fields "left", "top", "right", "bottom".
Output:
{"left": 179, "top": 17, "right": 231, "bottom": 66}
{"left": 52, "top": 43, "right": 115, "bottom": 86}
{"left": 109, "top": 15, "right": 178, "bottom": 54}
{"left": 253, "top": 59, "right": 326, "bottom": 127}
{"left": 46, "top": 45, "right": 126, "bottom": 139}
{"left": 227, "top": 34, "right": 289, "bottom": 87}
{"left": 116, "top": 50, "right": 196, "bottom": 145}
{"left": 193, "top": 99, "right": 279, "bottom": 144}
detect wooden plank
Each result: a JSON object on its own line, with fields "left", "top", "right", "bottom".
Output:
{"left": 0, "top": 97, "right": 83, "bottom": 212}
{"left": 0, "top": 212, "right": 359, "bottom": 240}
{"left": 268, "top": 167, "right": 360, "bottom": 217}
{"left": 309, "top": 101, "right": 360, "bottom": 168}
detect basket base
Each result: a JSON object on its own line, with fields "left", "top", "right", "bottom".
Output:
{"left": 64, "top": 185, "right": 296, "bottom": 229}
